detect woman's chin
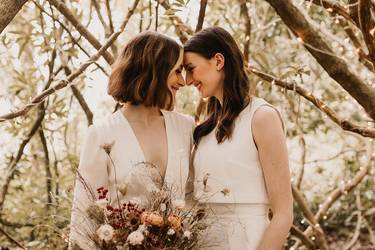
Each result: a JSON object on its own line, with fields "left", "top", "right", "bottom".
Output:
{"left": 199, "top": 89, "right": 207, "bottom": 98}
{"left": 201, "top": 92, "right": 211, "bottom": 99}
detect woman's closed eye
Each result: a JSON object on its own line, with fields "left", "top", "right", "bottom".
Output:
{"left": 185, "top": 66, "right": 194, "bottom": 72}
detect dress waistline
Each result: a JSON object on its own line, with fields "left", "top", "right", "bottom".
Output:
{"left": 199, "top": 203, "right": 270, "bottom": 217}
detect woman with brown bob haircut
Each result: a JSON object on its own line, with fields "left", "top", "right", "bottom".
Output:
{"left": 184, "top": 27, "right": 293, "bottom": 249}
{"left": 69, "top": 31, "right": 194, "bottom": 249}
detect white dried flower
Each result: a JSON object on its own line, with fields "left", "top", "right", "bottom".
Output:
{"left": 129, "top": 197, "right": 141, "bottom": 206}
{"left": 203, "top": 173, "right": 210, "bottom": 192}
{"left": 116, "top": 182, "right": 128, "bottom": 196}
{"left": 221, "top": 188, "right": 230, "bottom": 196}
{"left": 127, "top": 231, "right": 144, "bottom": 245}
{"left": 100, "top": 141, "right": 115, "bottom": 155}
{"left": 167, "top": 228, "right": 175, "bottom": 235}
{"left": 160, "top": 203, "right": 167, "bottom": 212}
{"left": 95, "top": 199, "right": 108, "bottom": 209}
{"left": 137, "top": 224, "right": 147, "bottom": 233}
{"left": 173, "top": 199, "right": 185, "bottom": 209}
{"left": 183, "top": 230, "right": 192, "bottom": 239}
{"left": 96, "top": 224, "right": 114, "bottom": 243}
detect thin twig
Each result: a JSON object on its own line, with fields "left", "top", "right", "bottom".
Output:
{"left": 105, "top": 0, "right": 114, "bottom": 34}
{"left": 296, "top": 136, "right": 306, "bottom": 189}
{"left": 196, "top": 0, "right": 208, "bottom": 32}
{"left": 292, "top": 186, "right": 329, "bottom": 249}
{"left": 156, "top": 0, "right": 193, "bottom": 43}
{"left": 290, "top": 225, "right": 316, "bottom": 249}
{"left": 302, "top": 138, "right": 374, "bottom": 244}
{"left": 62, "top": 65, "right": 94, "bottom": 126}
{"left": 33, "top": 0, "right": 109, "bottom": 76}
{"left": 358, "top": 0, "right": 375, "bottom": 66}
{"left": 306, "top": 0, "right": 358, "bottom": 27}
{"left": 239, "top": 0, "right": 251, "bottom": 63}
{"left": 249, "top": 67, "right": 375, "bottom": 138}
{"left": 39, "top": 129, "right": 53, "bottom": 211}
{"left": 155, "top": 0, "right": 159, "bottom": 31}
{"left": 0, "top": 226, "right": 25, "bottom": 249}
{"left": 343, "top": 190, "right": 362, "bottom": 250}
{"left": 0, "top": 48, "right": 57, "bottom": 209}
{"left": 0, "top": 0, "right": 140, "bottom": 123}
{"left": 91, "top": 0, "right": 110, "bottom": 32}
{"left": 47, "top": 0, "right": 115, "bottom": 64}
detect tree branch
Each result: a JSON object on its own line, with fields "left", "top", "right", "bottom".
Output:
{"left": 292, "top": 186, "right": 329, "bottom": 249}
{"left": 0, "top": 105, "right": 46, "bottom": 210}
{"left": 0, "top": 48, "right": 57, "bottom": 209}
{"left": 47, "top": 0, "right": 115, "bottom": 64}
{"left": 338, "top": 18, "right": 374, "bottom": 72}
{"left": 296, "top": 135, "right": 306, "bottom": 189}
{"left": 196, "top": 0, "right": 208, "bottom": 32}
{"left": 33, "top": 0, "right": 110, "bottom": 76}
{"left": 359, "top": 0, "right": 375, "bottom": 65}
{"left": 105, "top": 0, "right": 114, "bottom": 34}
{"left": 249, "top": 67, "right": 375, "bottom": 138}
{"left": 156, "top": 0, "right": 193, "bottom": 43}
{"left": 39, "top": 129, "right": 53, "bottom": 211}
{"left": 264, "top": 0, "right": 375, "bottom": 121}
{"left": 91, "top": 0, "right": 110, "bottom": 32}
{"left": 0, "top": 226, "right": 25, "bottom": 249}
{"left": 0, "top": 0, "right": 139, "bottom": 122}
{"left": 0, "top": 0, "right": 28, "bottom": 35}
{"left": 239, "top": 0, "right": 251, "bottom": 63}
{"left": 290, "top": 225, "right": 316, "bottom": 250}
{"left": 314, "top": 140, "right": 373, "bottom": 222}
{"left": 62, "top": 65, "right": 94, "bottom": 126}
{"left": 307, "top": 0, "right": 358, "bottom": 26}
{"left": 302, "top": 138, "right": 374, "bottom": 243}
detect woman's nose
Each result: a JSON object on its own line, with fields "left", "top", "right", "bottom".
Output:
{"left": 185, "top": 74, "right": 194, "bottom": 86}
{"left": 177, "top": 79, "right": 185, "bottom": 87}
{"left": 177, "top": 75, "right": 186, "bottom": 86}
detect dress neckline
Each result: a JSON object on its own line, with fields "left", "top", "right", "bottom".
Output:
{"left": 116, "top": 109, "right": 171, "bottom": 183}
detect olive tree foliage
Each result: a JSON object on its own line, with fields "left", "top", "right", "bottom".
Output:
{"left": 0, "top": 0, "right": 374, "bottom": 249}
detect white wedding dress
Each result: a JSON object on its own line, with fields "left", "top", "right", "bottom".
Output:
{"left": 193, "top": 97, "right": 284, "bottom": 250}
{"left": 69, "top": 109, "right": 194, "bottom": 249}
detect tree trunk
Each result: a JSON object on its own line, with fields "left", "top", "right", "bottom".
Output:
{"left": 264, "top": 0, "right": 375, "bottom": 121}
{"left": 0, "top": 0, "right": 28, "bottom": 35}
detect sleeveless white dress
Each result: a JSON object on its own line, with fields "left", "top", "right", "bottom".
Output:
{"left": 69, "top": 109, "right": 194, "bottom": 249}
{"left": 193, "top": 97, "right": 284, "bottom": 250}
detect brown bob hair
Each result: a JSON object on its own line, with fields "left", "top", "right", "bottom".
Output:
{"left": 108, "top": 31, "right": 181, "bottom": 110}
{"left": 184, "top": 27, "right": 250, "bottom": 145}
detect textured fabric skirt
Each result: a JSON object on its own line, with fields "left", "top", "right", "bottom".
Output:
{"left": 197, "top": 203, "right": 270, "bottom": 250}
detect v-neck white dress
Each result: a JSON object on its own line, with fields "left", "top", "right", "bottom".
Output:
{"left": 69, "top": 109, "right": 194, "bottom": 249}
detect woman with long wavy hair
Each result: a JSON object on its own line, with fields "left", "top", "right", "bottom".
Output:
{"left": 184, "top": 27, "right": 293, "bottom": 250}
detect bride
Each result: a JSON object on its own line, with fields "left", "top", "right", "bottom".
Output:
{"left": 184, "top": 27, "right": 293, "bottom": 249}
{"left": 69, "top": 31, "right": 194, "bottom": 249}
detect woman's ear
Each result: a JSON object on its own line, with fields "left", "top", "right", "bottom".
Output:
{"left": 213, "top": 53, "right": 225, "bottom": 71}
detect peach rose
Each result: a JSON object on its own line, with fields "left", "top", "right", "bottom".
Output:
{"left": 167, "top": 214, "right": 182, "bottom": 231}
{"left": 141, "top": 211, "right": 164, "bottom": 227}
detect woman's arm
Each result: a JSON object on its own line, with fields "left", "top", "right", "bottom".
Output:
{"left": 252, "top": 105, "right": 293, "bottom": 250}
{"left": 69, "top": 126, "right": 109, "bottom": 250}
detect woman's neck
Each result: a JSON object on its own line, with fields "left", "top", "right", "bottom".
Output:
{"left": 121, "top": 103, "right": 162, "bottom": 124}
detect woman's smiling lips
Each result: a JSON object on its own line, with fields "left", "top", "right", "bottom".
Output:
{"left": 194, "top": 82, "right": 202, "bottom": 91}
{"left": 171, "top": 85, "right": 180, "bottom": 91}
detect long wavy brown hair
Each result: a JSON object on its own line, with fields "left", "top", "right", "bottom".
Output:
{"left": 184, "top": 27, "right": 251, "bottom": 145}
{"left": 108, "top": 31, "right": 181, "bottom": 110}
